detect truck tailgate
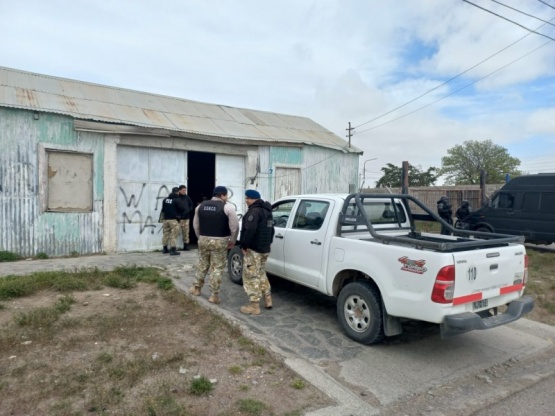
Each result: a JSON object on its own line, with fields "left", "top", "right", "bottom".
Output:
{"left": 452, "top": 247, "right": 525, "bottom": 309}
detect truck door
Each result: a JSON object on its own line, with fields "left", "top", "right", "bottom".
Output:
{"left": 266, "top": 199, "right": 296, "bottom": 277}
{"left": 282, "top": 199, "right": 332, "bottom": 288}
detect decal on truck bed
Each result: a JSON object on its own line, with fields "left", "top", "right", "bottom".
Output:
{"left": 398, "top": 256, "right": 427, "bottom": 274}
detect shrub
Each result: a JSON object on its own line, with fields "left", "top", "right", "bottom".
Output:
{"left": 0, "top": 251, "right": 21, "bottom": 262}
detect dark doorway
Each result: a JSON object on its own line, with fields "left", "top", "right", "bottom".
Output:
{"left": 187, "top": 151, "right": 216, "bottom": 244}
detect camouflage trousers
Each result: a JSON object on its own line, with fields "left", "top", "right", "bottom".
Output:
{"left": 242, "top": 250, "right": 271, "bottom": 302}
{"left": 162, "top": 219, "right": 180, "bottom": 247}
{"left": 179, "top": 219, "right": 190, "bottom": 244}
{"left": 193, "top": 237, "right": 228, "bottom": 294}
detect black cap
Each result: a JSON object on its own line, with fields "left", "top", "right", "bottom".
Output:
{"left": 213, "top": 186, "right": 228, "bottom": 196}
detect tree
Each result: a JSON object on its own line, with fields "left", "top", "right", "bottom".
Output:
{"left": 441, "top": 140, "right": 521, "bottom": 185}
{"left": 375, "top": 163, "right": 439, "bottom": 188}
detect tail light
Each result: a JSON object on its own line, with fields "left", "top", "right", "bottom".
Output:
{"left": 523, "top": 254, "right": 528, "bottom": 286}
{"left": 431, "top": 265, "right": 455, "bottom": 304}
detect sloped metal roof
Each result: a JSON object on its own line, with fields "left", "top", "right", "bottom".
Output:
{"left": 0, "top": 66, "right": 360, "bottom": 153}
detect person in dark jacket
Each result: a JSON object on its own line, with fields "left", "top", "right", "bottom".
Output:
{"left": 176, "top": 185, "right": 194, "bottom": 251}
{"left": 239, "top": 189, "right": 275, "bottom": 316}
{"left": 437, "top": 195, "right": 453, "bottom": 235}
{"left": 161, "top": 187, "right": 181, "bottom": 255}
{"left": 456, "top": 200, "right": 471, "bottom": 222}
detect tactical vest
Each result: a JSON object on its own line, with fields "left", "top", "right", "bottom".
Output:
{"left": 198, "top": 199, "right": 231, "bottom": 237}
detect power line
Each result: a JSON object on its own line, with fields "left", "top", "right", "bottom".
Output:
{"left": 354, "top": 39, "right": 552, "bottom": 135}
{"left": 536, "top": 0, "right": 555, "bottom": 11}
{"left": 490, "top": 0, "right": 555, "bottom": 26}
{"left": 353, "top": 13, "right": 552, "bottom": 131}
{"left": 463, "top": 0, "right": 555, "bottom": 41}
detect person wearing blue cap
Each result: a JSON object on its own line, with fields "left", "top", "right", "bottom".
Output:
{"left": 239, "top": 189, "right": 275, "bottom": 315}
{"left": 190, "top": 186, "right": 239, "bottom": 304}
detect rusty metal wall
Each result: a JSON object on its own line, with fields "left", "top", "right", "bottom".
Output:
{"left": 0, "top": 107, "right": 104, "bottom": 257}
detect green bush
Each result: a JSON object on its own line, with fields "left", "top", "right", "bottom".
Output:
{"left": 189, "top": 376, "right": 213, "bottom": 395}
{"left": 36, "top": 252, "right": 49, "bottom": 260}
{"left": 0, "top": 251, "right": 21, "bottom": 262}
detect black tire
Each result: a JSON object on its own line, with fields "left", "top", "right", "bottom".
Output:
{"left": 227, "top": 246, "right": 243, "bottom": 285}
{"left": 337, "top": 281, "right": 384, "bottom": 345}
{"left": 476, "top": 226, "right": 491, "bottom": 233}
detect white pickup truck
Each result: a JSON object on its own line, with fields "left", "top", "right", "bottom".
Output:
{"left": 228, "top": 193, "right": 534, "bottom": 345}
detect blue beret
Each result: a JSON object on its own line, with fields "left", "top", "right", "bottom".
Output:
{"left": 245, "top": 189, "right": 261, "bottom": 199}
{"left": 213, "top": 186, "right": 228, "bottom": 195}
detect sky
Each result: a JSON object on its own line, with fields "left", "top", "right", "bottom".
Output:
{"left": 1, "top": 0, "right": 554, "bottom": 186}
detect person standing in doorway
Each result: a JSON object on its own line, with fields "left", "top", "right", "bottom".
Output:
{"left": 239, "top": 190, "right": 274, "bottom": 316}
{"left": 190, "top": 186, "right": 239, "bottom": 304}
{"left": 177, "top": 184, "right": 194, "bottom": 251}
{"left": 162, "top": 187, "right": 181, "bottom": 255}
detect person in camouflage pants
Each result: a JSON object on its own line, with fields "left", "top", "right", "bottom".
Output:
{"left": 242, "top": 250, "right": 271, "bottom": 302}
{"left": 193, "top": 238, "right": 228, "bottom": 297}
{"left": 239, "top": 189, "right": 275, "bottom": 315}
{"left": 190, "top": 186, "right": 239, "bottom": 304}
{"left": 162, "top": 219, "right": 180, "bottom": 253}
{"left": 161, "top": 187, "right": 181, "bottom": 256}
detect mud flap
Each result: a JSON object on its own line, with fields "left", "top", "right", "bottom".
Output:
{"left": 383, "top": 301, "right": 403, "bottom": 337}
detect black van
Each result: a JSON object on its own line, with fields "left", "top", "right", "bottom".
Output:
{"left": 466, "top": 173, "right": 555, "bottom": 245}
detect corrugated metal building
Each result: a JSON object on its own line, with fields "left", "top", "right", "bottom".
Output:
{"left": 0, "top": 66, "right": 361, "bottom": 257}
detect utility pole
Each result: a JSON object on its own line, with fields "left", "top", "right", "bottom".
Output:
{"left": 346, "top": 122, "right": 354, "bottom": 147}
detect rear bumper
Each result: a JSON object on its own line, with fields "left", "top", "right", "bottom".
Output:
{"left": 440, "top": 296, "right": 534, "bottom": 338}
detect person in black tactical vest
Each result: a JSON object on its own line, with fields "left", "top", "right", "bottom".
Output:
{"left": 189, "top": 186, "right": 239, "bottom": 304}
{"left": 176, "top": 185, "right": 194, "bottom": 251}
{"left": 239, "top": 189, "right": 275, "bottom": 316}
{"left": 437, "top": 195, "right": 453, "bottom": 235}
{"left": 161, "top": 187, "right": 181, "bottom": 255}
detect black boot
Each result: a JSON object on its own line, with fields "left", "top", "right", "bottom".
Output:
{"left": 162, "top": 246, "right": 169, "bottom": 254}
{"left": 182, "top": 244, "right": 189, "bottom": 251}
{"left": 169, "top": 247, "right": 181, "bottom": 256}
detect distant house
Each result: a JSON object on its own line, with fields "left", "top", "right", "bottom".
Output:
{"left": 0, "top": 66, "right": 361, "bottom": 257}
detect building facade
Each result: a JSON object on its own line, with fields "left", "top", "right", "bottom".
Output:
{"left": 0, "top": 67, "right": 361, "bottom": 257}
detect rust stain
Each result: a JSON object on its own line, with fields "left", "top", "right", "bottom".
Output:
{"left": 48, "top": 166, "right": 57, "bottom": 178}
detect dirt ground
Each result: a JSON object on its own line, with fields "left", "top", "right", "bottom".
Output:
{"left": 0, "top": 283, "right": 332, "bottom": 416}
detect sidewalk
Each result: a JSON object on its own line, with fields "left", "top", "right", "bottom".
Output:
{"left": 0, "top": 250, "right": 197, "bottom": 278}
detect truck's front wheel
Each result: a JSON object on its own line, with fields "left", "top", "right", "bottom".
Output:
{"left": 337, "top": 281, "right": 384, "bottom": 345}
{"left": 227, "top": 246, "right": 243, "bottom": 285}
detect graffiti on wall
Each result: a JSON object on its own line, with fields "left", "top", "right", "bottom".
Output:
{"left": 119, "top": 183, "right": 169, "bottom": 234}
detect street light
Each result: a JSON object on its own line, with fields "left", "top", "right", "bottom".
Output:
{"left": 359, "top": 158, "right": 377, "bottom": 191}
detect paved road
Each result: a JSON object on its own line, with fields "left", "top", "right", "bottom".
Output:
{"left": 2, "top": 250, "right": 555, "bottom": 415}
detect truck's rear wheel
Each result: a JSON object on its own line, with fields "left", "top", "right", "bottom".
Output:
{"left": 227, "top": 246, "right": 243, "bottom": 285}
{"left": 337, "top": 281, "right": 384, "bottom": 345}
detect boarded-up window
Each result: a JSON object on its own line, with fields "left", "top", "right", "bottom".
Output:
{"left": 47, "top": 151, "right": 93, "bottom": 212}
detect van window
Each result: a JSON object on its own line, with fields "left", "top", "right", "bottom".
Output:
{"left": 522, "top": 193, "right": 540, "bottom": 211}
{"left": 540, "top": 193, "right": 555, "bottom": 213}
{"left": 492, "top": 192, "right": 515, "bottom": 209}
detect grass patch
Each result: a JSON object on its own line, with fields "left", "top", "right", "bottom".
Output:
{"left": 229, "top": 365, "right": 244, "bottom": 375}
{"left": 0, "top": 251, "right": 21, "bottom": 262}
{"left": 0, "top": 266, "right": 167, "bottom": 301}
{"left": 189, "top": 376, "right": 213, "bottom": 395}
{"left": 237, "top": 398, "right": 268, "bottom": 415}
{"left": 290, "top": 378, "right": 306, "bottom": 389}
{"left": 35, "top": 252, "right": 49, "bottom": 259}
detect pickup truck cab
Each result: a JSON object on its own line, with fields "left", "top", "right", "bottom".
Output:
{"left": 228, "top": 193, "right": 534, "bottom": 345}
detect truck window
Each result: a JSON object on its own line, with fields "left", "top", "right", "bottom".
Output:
{"left": 347, "top": 201, "right": 406, "bottom": 225}
{"left": 292, "top": 200, "right": 329, "bottom": 230}
{"left": 272, "top": 200, "right": 295, "bottom": 228}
